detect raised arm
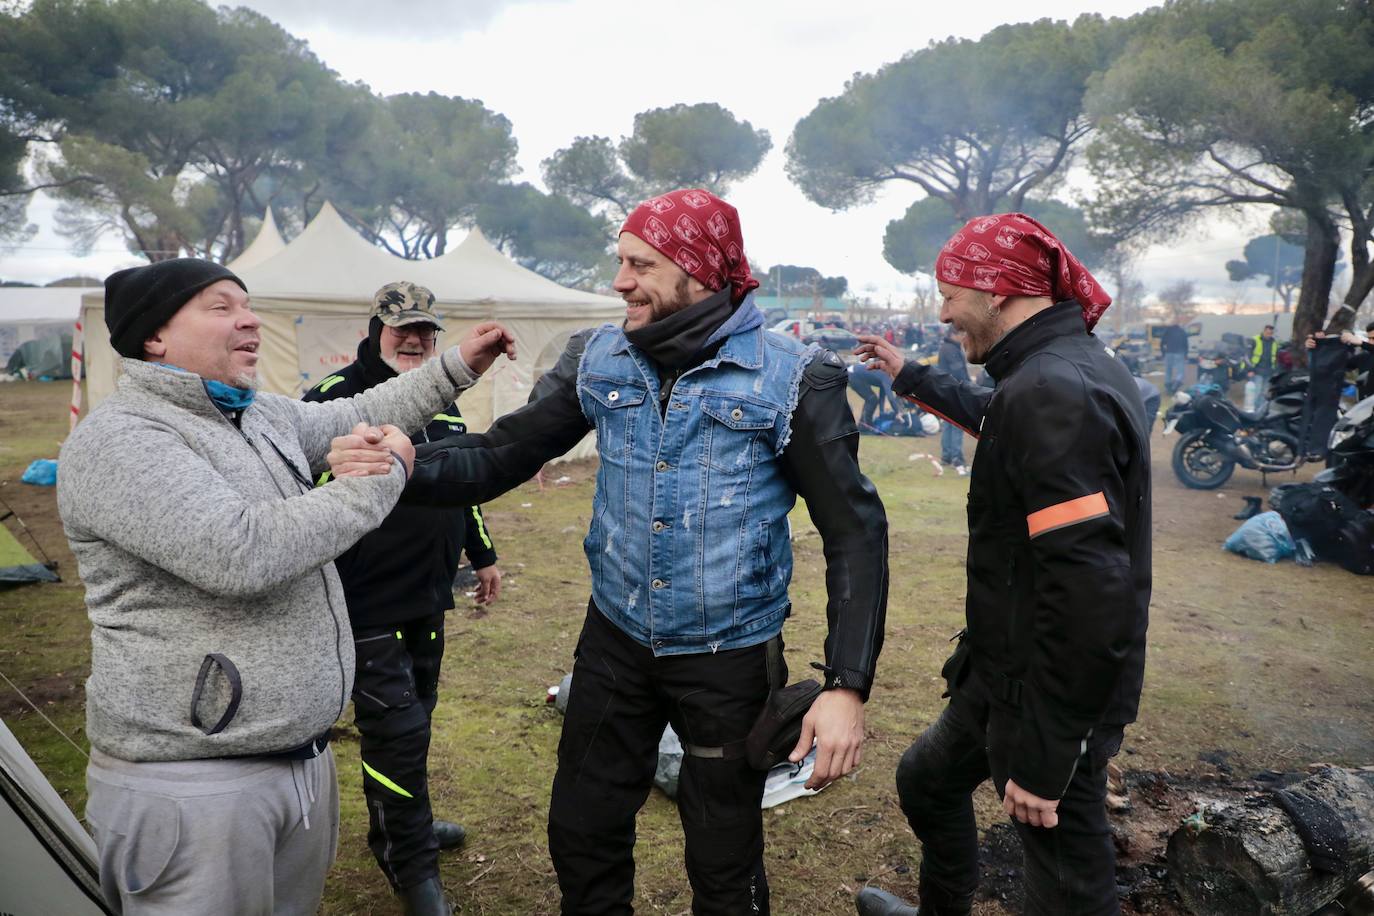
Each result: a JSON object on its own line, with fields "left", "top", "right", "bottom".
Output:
{"left": 335, "top": 330, "right": 595, "bottom": 506}
{"left": 287, "top": 323, "right": 516, "bottom": 472}
{"left": 59, "top": 417, "right": 410, "bottom": 599}
{"left": 855, "top": 334, "right": 992, "bottom": 436}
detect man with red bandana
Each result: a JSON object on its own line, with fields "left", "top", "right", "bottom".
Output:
{"left": 854, "top": 214, "right": 1151, "bottom": 916}
{"left": 331, "top": 188, "right": 888, "bottom": 913}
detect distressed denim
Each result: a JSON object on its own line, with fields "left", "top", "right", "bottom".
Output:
{"left": 576, "top": 315, "right": 815, "bottom": 656}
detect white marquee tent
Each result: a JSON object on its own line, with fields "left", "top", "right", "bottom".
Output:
{"left": 80, "top": 204, "right": 623, "bottom": 446}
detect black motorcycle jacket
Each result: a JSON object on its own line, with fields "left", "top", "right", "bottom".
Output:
{"left": 894, "top": 301, "right": 1152, "bottom": 799}
{"left": 303, "top": 338, "right": 497, "bottom": 628}
{"left": 404, "top": 319, "right": 889, "bottom": 700}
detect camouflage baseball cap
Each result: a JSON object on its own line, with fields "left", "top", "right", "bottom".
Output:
{"left": 371, "top": 281, "right": 444, "bottom": 330}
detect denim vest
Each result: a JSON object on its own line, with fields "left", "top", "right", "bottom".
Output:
{"left": 576, "top": 315, "right": 817, "bottom": 656}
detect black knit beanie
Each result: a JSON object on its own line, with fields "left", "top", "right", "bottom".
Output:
{"left": 104, "top": 258, "right": 248, "bottom": 358}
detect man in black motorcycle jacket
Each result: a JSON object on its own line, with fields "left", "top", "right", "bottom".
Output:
{"left": 855, "top": 213, "right": 1151, "bottom": 916}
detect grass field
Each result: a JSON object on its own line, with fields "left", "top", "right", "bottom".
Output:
{"left": 1, "top": 378, "right": 1370, "bottom": 915}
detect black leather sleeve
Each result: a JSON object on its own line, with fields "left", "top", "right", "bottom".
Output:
{"left": 403, "top": 331, "right": 594, "bottom": 506}
{"left": 892, "top": 360, "right": 994, "bottom": 437}
{"left": 779, "top": 350, "right": 888, "bottom": 701}
{"left": 999, "top": 355, "right": 1139, "bottom": 799}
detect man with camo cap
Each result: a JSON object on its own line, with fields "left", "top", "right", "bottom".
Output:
{"left": 304, "top": 281, "right": 501, "bottom": 916}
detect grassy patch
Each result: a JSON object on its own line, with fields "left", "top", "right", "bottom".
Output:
{"left": 0, "top": 380, "right": 1369, "bottom": 915}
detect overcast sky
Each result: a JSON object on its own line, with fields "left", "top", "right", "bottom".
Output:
{"left": 5, "top": 0, "right": 1275, "bottom": 303}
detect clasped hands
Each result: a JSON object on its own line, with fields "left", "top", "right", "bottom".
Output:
{"left": 328, "top": 423, "right": 413, "bottom": 478}
{"left": 326, "top": 321, "right": 517, "bottom": 479}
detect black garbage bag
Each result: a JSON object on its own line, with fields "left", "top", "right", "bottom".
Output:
{"left": 1271, "top": 482, "right": 1374, "bottom": 574}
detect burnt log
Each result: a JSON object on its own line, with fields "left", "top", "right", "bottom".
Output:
{"left": 1167, "top": 767, "right": 1374, "bottom": 916}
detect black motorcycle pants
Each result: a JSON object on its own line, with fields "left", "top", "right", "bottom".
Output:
{"left": 548, "top": 603, "right": 774, "bottom": 915}
{"left": 895, "top": 674, "right": 1124, "bottom": 916}
{"left": 352, "top": 612, "right": 447, "bottom": 891}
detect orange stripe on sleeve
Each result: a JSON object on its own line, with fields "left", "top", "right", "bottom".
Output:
{"left": 1026, "top": 491, "right": 1109, "bottom": 539}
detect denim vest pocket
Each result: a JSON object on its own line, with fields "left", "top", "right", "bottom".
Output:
{"left": 737, "top": 519, "right": 775, "bottom": 604}
{"left": 700, "top": 396, "right": 778, "bottom": 473}
{"left": 584, "top": 378, "right": 646, "bottom": 458}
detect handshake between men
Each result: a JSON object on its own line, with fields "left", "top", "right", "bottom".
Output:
{"left": 326, "top": 319, "right": 518, "bottom": 478}
{"left": 330, "top": 422, "right": 415, "bottom": 477}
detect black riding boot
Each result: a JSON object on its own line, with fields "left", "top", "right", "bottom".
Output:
{"left": 400, "top": 876, "right": 452, "bottom": 916}
{"left": 855, "top": 886, "right": 972, "bottom": 916}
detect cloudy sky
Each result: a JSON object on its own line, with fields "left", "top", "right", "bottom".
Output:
{"left": 6, "top": 0, "right": 1274, "bottom": 303}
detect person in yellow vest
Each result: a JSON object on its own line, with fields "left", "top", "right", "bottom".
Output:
{"left": 303, "top": 282, "right": 500, "bottom": 916}
{"left": 1247, "top": 324, "right": 1278, "bottom": 381}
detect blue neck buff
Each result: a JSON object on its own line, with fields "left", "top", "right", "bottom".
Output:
{"left": 155, "top": 363, "right": 256, "bottom": 412}
{"left": 204, "top": 378, "right": 256, "bottom": 411}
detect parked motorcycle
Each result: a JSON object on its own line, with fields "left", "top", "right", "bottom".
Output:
{"left": 1319, "top": 394, "right": 1374, "bottom": 508}
{"left": 1165, "top": 389, "right": 1304, "bottom": 489}
{"left": 1261, "top": 370, "right": 1310, "bottom": 440}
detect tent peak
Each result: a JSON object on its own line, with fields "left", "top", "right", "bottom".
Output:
{"left": 455, "top": 226, "right": 494, "bottom": 252}
{"left": 306, "top": 201, "right": 345, "bottom": 231}
{"left": 226, "top": 207, "right": 287, "bottom": 273}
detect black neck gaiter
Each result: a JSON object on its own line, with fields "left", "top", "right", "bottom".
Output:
{"left": 623, "top": 287, "right": 735, "bottom": 370}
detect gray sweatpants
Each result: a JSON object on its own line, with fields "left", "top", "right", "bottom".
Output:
{"left": 86, "top": 746, "right": 339, "bottom": 916}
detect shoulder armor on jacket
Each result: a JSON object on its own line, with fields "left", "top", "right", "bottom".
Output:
{"left": 565, "top": 328, "right": 593, "bottom": 360}
{"left": 801, "top": 349, "right": 849, "bottom": 390}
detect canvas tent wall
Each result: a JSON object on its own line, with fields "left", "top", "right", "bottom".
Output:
{"left": 80, "top": 203, "right": 622, "bottom": 455}
{"left": 0, "top": 717, "right": 110, "bottom": 914}
{"left": 0, "top": 287, "right": 85, "bottom": 366}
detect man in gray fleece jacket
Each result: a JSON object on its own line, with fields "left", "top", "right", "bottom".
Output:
{"left": 57, "top": 258, "right": 515, "bottom": 915}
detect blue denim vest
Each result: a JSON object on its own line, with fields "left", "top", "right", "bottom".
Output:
{"left": 576, "top": 309, "right": 817, "bottom": 656}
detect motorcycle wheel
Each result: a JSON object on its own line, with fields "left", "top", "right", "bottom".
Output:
{"left": 1172, "top": 430, "right": 1236, "bottom": 489}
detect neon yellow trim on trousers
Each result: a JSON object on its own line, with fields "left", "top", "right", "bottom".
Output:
{"left": 362, "top": 760, "right": 414, "bottom": 798}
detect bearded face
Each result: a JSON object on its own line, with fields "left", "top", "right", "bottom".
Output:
{"left": 613, "top": 232, "right": 710, "bottom": 331}
{"left": 937, "top": 281, "right": 1002, "bottom": 364}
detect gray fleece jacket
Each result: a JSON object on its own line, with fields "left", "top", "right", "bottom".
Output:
{"left": 58, "top": 352, "right": 475, "bottom": 762}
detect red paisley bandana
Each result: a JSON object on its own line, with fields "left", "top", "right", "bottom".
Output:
{"left": 935, "top": 213, "right": 1111, "bottom": 331}
{"left": 620, "top": 189, "right": 760, "bottom": 305}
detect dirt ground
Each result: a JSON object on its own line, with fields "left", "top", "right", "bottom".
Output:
{"left": 1, "top": 378, "right": 1369, "bottom": 915}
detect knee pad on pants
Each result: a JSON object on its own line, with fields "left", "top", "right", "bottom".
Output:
{"left": 896, "top": 742, "right": 943, "bottom": 821}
